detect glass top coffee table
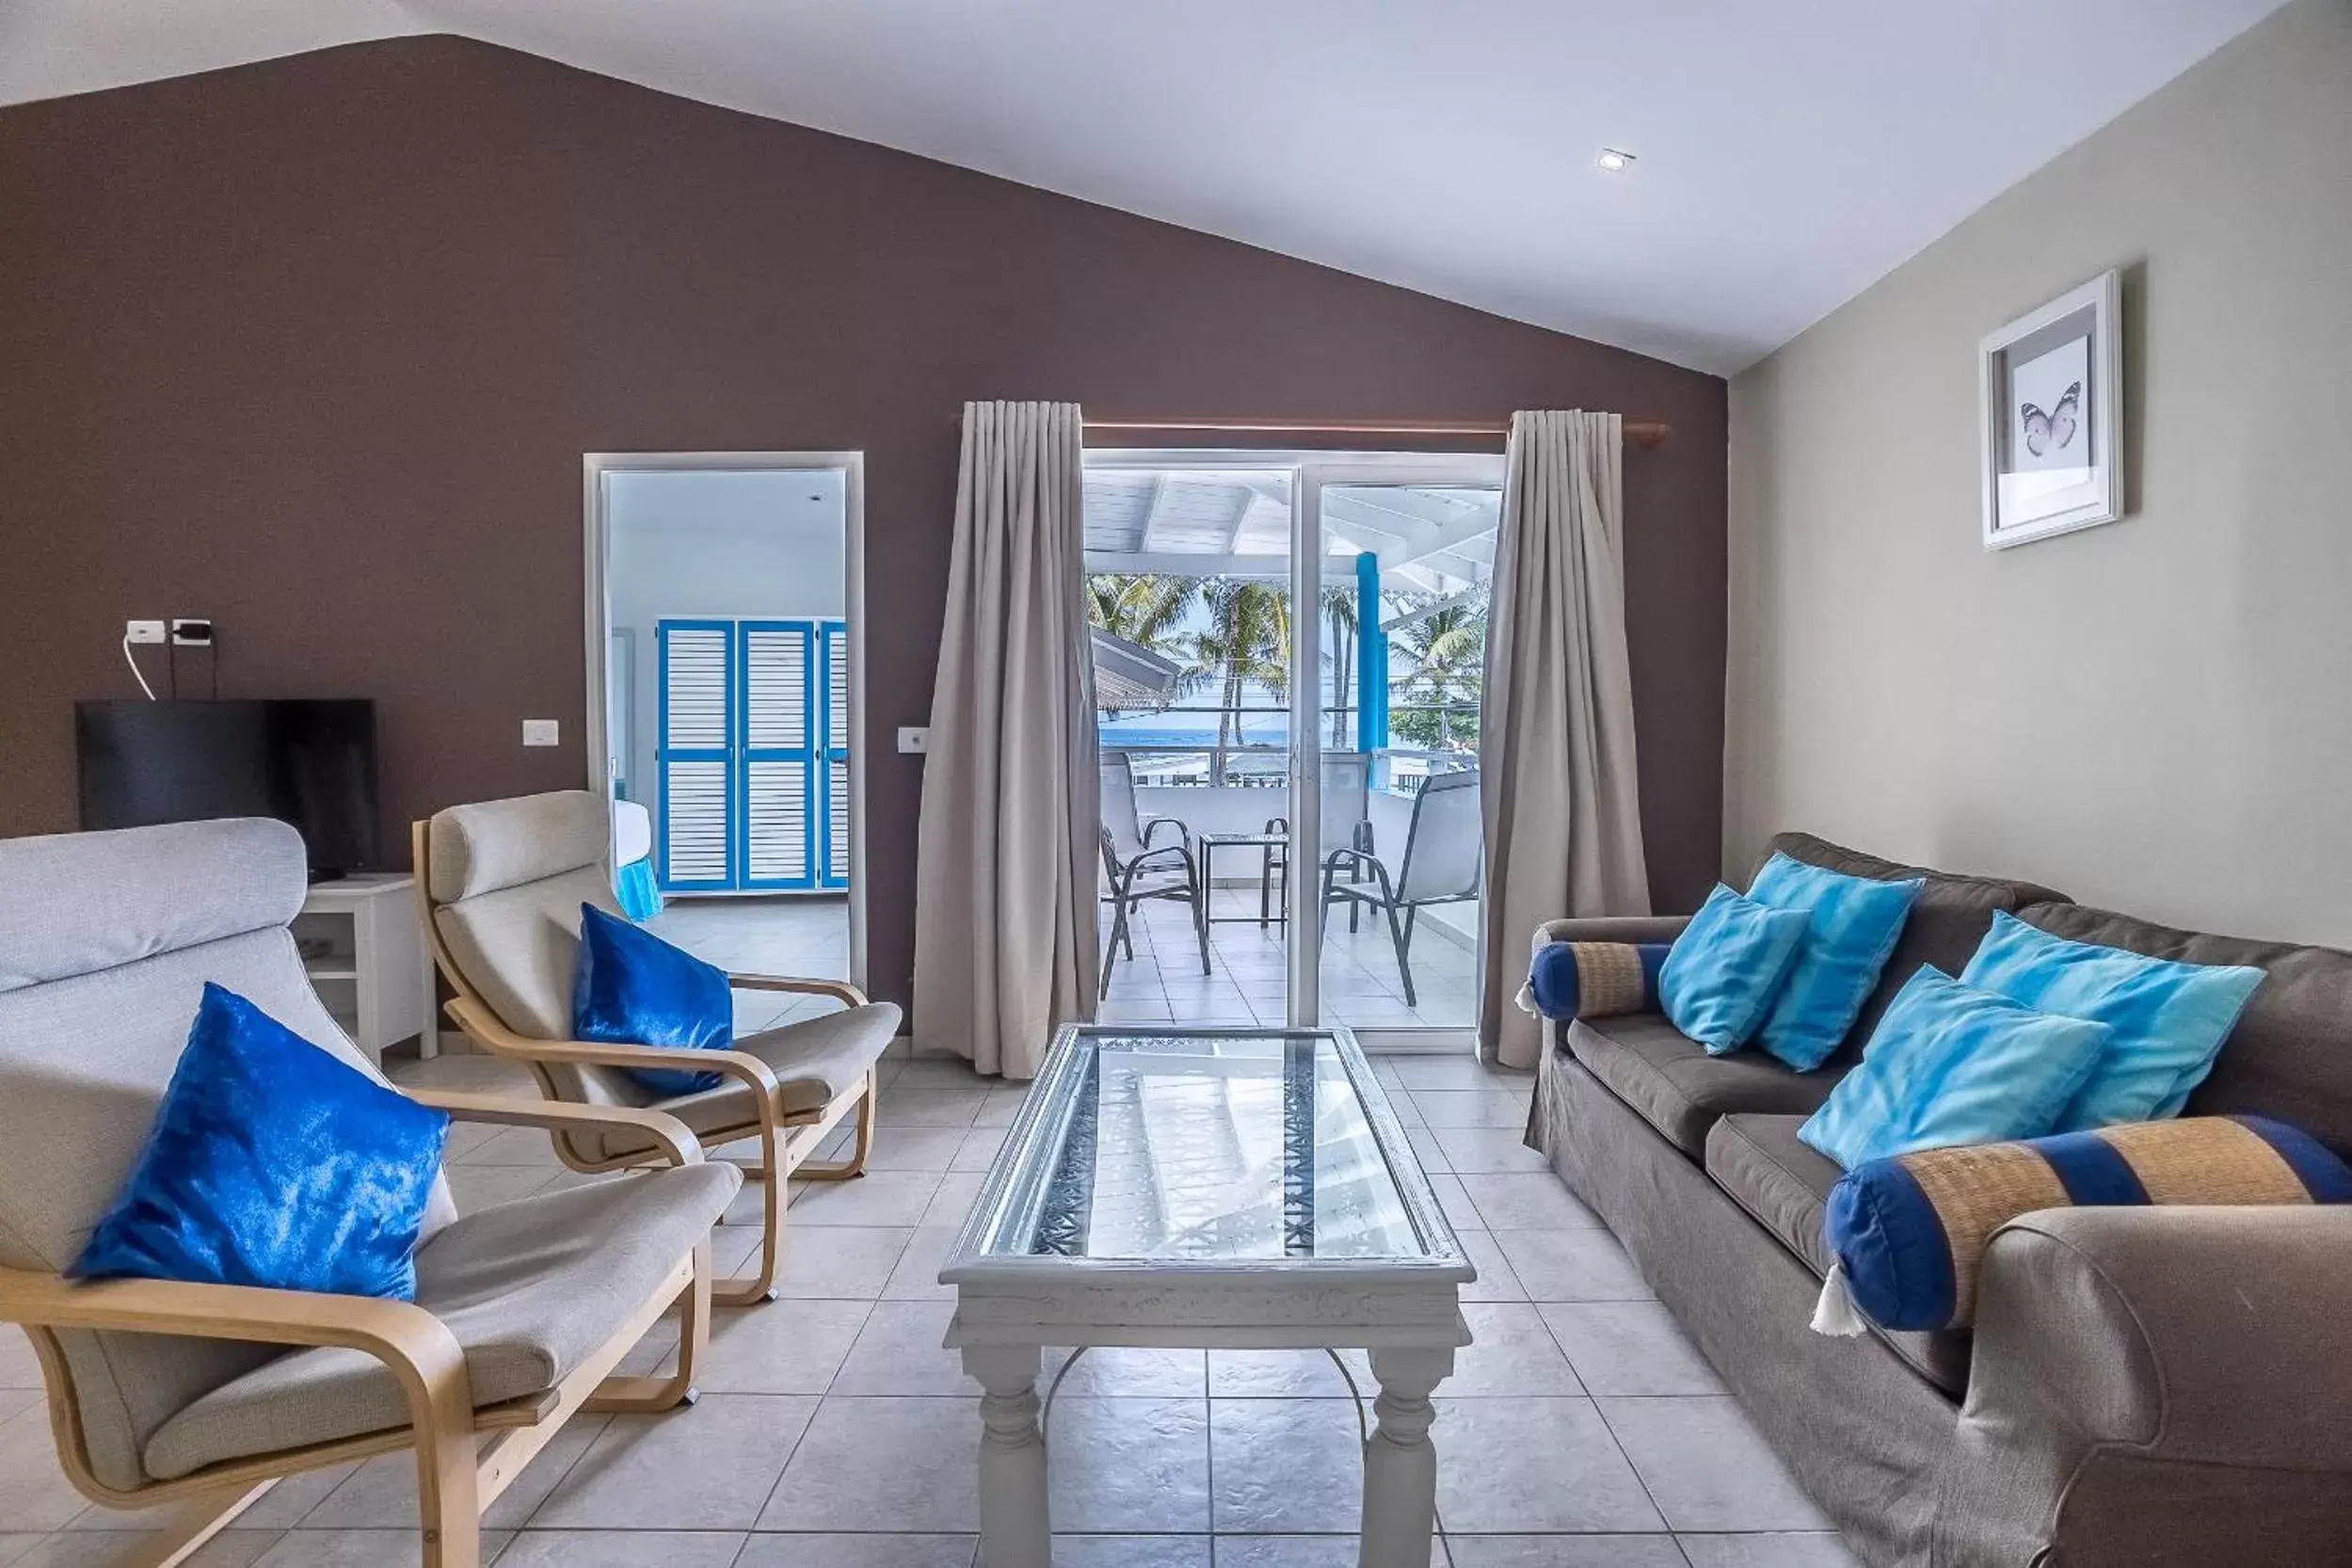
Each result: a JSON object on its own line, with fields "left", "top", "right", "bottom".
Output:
{"left": 941, "top": 1023, "right": 1473, "bottom": 1568}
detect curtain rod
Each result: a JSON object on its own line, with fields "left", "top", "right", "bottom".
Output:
{"left": 955, "top": 413, "right": 1669, "bottom": 448}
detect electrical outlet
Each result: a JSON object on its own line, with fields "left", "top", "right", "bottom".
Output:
{"left": 522, "top": 719, "right": 560, "bottom": 747}
{"left": 125, "top": 619, "right": 167, "bottom": 644}
{"left": 897, "top": 727, "right": 930, "bottom": 754}
{"left": 170, "top": 618, "right": 214, "bottom": 647}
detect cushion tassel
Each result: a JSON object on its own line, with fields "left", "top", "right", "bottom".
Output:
{"left": 1810, "top": 1262, "right": 1868, "bottom": 1337}
{"left": 1513, "top": 981, "right": 1540, "bottom": 1016}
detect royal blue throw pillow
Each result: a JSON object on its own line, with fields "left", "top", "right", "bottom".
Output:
{"left": 1960, "top": 911, "right": 2266, "bottom": 1131}
{"left": 1798, "top": 966, "right": 2112, "bottom": 1169}
{"left": 1746, "top": 854, "right": 1922, "bottom": 1072}
{"left": 572, "top": 903, "right": 731, "bottom": 1096}
{"left": 1657, "top": 885, "right": 1813, "bottom": 1054}
{"left": 73, "top": 984, "right": 450, "bottom": 1301}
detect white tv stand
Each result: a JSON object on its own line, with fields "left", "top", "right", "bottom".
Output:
{"left": 296, "top": 872, "right": 436, "bottom": 1064}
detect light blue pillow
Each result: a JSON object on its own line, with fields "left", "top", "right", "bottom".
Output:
{"left": 1799, "top": 966, "right": 2112, "bottom": 1169}
{"left": 1748, "top": 853, "right": 1924, "bottom": 1072}
{"left": 74, "top": 984, "right": 451, "bottom": 1300}
{"left": 1658, "top": 884, "right": 1812, "bottom": 1054}
{"left": 1960, "top": 910, "right": 2266, "bottom": 1130}
{"left": 572, "top": 903, "right": 731, "bottom": 1096}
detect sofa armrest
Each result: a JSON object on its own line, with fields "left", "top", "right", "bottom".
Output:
{"left": 1530, "top": 915, "right": 1690, "bottom": 956}
{"left": 1968, "top": 1205, "right": 2352, "bottom": 1470}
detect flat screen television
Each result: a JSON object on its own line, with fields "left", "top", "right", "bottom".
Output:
{"left": 76, "top": 699, "right": 381, "bottom": 879}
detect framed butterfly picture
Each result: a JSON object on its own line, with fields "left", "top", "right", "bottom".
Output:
{"left": 1978, "top": 269, "right": 2122, "bottom": 549}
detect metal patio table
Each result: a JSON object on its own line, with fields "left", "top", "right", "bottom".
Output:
{"left": 1192, "top": 829, "right": 1289, "bottom": 970}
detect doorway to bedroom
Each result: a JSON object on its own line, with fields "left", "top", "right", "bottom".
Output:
{"left": 584, "top": 455, "right": 867, "bottom": 1009}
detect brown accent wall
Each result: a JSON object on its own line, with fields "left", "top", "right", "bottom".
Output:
{"left": 0, "top": 36, "right": 1727, "bottom": 1010}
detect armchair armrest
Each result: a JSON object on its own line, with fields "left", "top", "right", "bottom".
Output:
{"left": 442, "top": 996, "right": 783, "bottom": 1133}
{"left": 1142, "top": 817, "right": 1192, "bottom": 850}
{"left": 404, "top": 1088, "right": 705, "bottom": 1167}
{"left": 728, "top": 973, "right": 869, "bottom": 1008}
{"left": 0, "top": 1262, "right": 474, "bottom": 1466}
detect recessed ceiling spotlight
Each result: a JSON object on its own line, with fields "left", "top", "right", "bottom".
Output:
{"left": 1596, "top": 147, "right": 1636, "bottom": 172}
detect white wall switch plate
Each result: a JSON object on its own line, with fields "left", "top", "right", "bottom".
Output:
{"left": 522, "top": 718, "right": 560, "bottom": 746}
{"left": 897, "top": 727, "right": 930, "bottom": 754}
{"left": 125, "top": 619, "right": 167, "bottom": 644}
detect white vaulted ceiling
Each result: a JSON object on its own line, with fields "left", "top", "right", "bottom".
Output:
{"left": 0, "top": 0, "right": 2288, "bottom": 373}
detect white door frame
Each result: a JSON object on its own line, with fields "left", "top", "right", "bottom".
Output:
{"left": 1083, "top": 447, "right": 1504, "bottom": 1039}
{"left": 582, "top": 451, "right": 869, "bottom": 992}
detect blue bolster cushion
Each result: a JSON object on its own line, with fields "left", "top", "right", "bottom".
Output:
{"left": 1527, "top": 940, "right": 1670, "bottom": 1021}
{"left": 1821, "top": 1114, "right": 2352, "bottom": 1333}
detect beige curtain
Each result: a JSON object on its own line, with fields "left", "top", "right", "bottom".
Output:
{"left": 1480, "top": 409, "right": 1651, "bottom": 1067}
{"left": 912, "top": 401, "right": 1099, "bottom": 1078}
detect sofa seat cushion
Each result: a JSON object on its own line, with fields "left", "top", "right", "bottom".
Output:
{"left": 1704, "top": 1113, "right": 1972, "bottom": 1394}
{"left": 574, "top": 1001, "right": 902, "bottom": 1163}
{"left": 1566, "top": 1014, "right": 1845, "bottom": 1157}
{"left": 140, "top": 1158, "right": 741, "bottom": 1480}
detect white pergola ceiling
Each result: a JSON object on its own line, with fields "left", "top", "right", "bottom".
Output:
{"left": 0, "top": 1, "right": 2287, "bottom": 373}
{"left": 1083, "top": 472, "right": 1497, "bottom": 597}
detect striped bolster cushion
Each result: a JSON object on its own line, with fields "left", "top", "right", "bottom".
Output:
{"left": 1815, "top": 1115, "right": 2352, "bottom": 1335}
{"left": 1519, "top": 941, "right": 1670, "bottom": 1021}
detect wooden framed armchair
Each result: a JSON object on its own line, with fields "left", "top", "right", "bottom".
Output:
{"left": 0, "top": 818, "right": 737, "bottom": 1568}
{"left": 414, "top": 791, "right": 902, "bottom": 1307}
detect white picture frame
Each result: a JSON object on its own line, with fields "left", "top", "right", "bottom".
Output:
{"left": 1979, "top": 269, "right": 2122, "bottom": 550}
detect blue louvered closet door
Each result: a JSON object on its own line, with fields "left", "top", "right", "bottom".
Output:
{"left": 656, "top": 620, "right": 737, "bottom": 890}
{"left": 657, "top": 617, "right": 843, "bottom": 894}
{"left": 818, "top": 620, "right": 851, "bottom": 890}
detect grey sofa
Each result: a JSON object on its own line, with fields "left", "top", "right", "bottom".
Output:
{"left": 1528, "top": 831, "right": 2352, "bottom": 1568}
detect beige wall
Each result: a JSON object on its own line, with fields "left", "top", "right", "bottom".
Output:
{"left": 1726, "top": 0, "right": 2352, "bottom": 947}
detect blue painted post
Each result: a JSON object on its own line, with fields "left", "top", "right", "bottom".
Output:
{"left": 1354, "top": 552, "right": 1388, "bottom": 757}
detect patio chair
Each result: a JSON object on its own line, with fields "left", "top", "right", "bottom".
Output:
{"left": 1098, "top": 751, "right": 1208, "bottom": 996}
{"left": 416, "top": 791, "right": 900, "bottom": 1308}
{"left": 0, "top": 818, "right": 734, "bottom": 1568}
{"left": 1321, "top": 769, "right": 1483, "bottom": 1006}
{"left": 1258, "top": 750, "right": 1377, "bottom": 928}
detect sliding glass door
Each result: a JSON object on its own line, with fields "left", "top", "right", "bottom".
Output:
{"left": 1084, "top": 450, "right": 1504, "bottom": 1043}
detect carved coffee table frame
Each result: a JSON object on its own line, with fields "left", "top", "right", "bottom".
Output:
{"left": 940, "top": 1023, "right": 1474, "bottom": 1568}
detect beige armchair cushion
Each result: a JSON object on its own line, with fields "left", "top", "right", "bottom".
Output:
{"left": 0, "top": 820, "right": 456, "bottom": 1491}
{"left": 142, "top": 1159, "right": 741, "bottom": 1480}
{"left": 424, "top": 791, "right": 610, "bottom": 905}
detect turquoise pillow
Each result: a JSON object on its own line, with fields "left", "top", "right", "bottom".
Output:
{"left": 74, "top": 984, "right": 450, "bottom": 1300}
{"left": 1748, "top": 853, "right": 1924, "bottom": 1071}
{"left": 1799, "top": 966, "right": 2112, "bottom": 1168}
{"left": 573, "top": 903, "right": 731, "bottom": 1096}
{"left": 1960, "top": 911, "right": 2265, "bottom": 1130}
{"left": 1658, "top": 884, "right": 1812, "bottom": 1054}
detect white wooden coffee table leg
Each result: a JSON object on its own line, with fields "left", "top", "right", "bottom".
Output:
{"left": 963, "top": 1344, "right": 1050, "bottom": 1568}
{"left": 1358, "top": 1345, "right": 1451, "bottom": 1568}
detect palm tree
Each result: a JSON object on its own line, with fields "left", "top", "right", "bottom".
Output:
{"left": 1187, "top": 578, "right": 1289, "bottom": 786}
{"left": 1321, "top": 584, "right": 1359, "bottom": 747}
{"left": 1086, "top": 573, "right": 1199, "bottom": 652}
{"left": 1390, "top": 597, "right": 1488, "bottom": 750}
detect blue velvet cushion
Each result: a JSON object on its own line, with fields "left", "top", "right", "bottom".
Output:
{"left": 1960, "top": 910, "right": 2266, "bottom": 1130}
{"left": 73, "top": 984, "right": 450, "bottom": 1300}
{"left": 1748, "top": 853, "right": 1924, "bottom": 1072}
{"left": 1657, "top": 885, "right": 1813, "bottom": 1054}
{"left": 572, "top": 903, "right": 731, "bottom": 1096}
{"left": 1799, "top": 966, "right": 2113, "bottom": 1169}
